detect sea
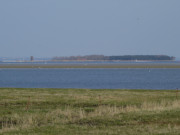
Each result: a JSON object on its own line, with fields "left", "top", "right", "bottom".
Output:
{"left": 0, "top": 60, "right": 180, "bottom": 90}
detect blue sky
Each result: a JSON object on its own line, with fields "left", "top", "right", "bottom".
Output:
{"left": 0, "top": 0, "right": 180, "bottom": 58}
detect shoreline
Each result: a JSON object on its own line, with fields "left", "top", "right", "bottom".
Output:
{"left": 0, "top": 63, "right": 180, "bottom": 68}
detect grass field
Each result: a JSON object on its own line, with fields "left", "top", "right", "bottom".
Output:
{"left": 0, "top": 88, "right": 180, "bottom": 135}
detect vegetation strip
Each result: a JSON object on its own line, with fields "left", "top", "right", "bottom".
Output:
{"left": 0, "top": 88, "right": 180, "bottom": 135}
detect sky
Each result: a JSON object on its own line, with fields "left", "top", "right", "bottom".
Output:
{"left": 0, "top": 0, "right": 180, "bottom": 58}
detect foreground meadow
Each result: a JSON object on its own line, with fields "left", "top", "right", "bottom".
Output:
{"left": 0, "top": 88, "right": 180, "bottom": 135}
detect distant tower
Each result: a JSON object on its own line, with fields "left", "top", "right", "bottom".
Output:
{"left": 30, "top": 56, "right": 34, "bottom": 61}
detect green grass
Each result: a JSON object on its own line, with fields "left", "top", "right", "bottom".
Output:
{"left": 0, "top": 88, "right": 180, "bottom": 135}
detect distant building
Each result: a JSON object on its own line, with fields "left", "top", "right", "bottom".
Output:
{"left": 30, "top": 56, "right": 34, "bottom": 61}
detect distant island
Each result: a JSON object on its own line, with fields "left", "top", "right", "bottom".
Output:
{"left": 52, "top": 55, "right": 175, "bottom": 61}
{"left": 0, "top": 55, "right": 175, "bottom": 62}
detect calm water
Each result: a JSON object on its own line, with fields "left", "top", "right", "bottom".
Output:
{"left": 0, "top": 68, "right": 180, "bottom": 90}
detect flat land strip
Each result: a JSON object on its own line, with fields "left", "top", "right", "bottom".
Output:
{"left": 0, "top": 63, "right": 180, "bottom": 68}
{"left": 0, "top": 88, "right": 180, "bottom": 135}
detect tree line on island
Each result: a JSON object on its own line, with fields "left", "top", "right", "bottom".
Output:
{"left": 52, "top": 55, "right": 175, "bottom": 61}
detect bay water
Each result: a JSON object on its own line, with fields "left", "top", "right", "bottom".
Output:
{"left": 0, "top": 68, "right": 180, "bottom": 90}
